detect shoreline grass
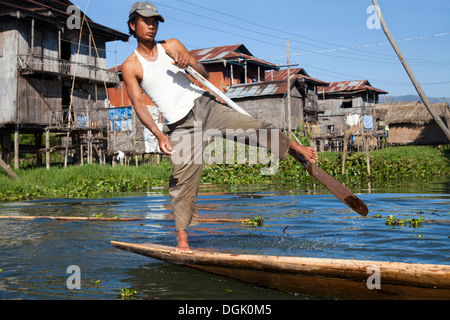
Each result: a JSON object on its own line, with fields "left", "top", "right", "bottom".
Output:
{"left": 0, "top": 146, "right": 448, "bottom": 202}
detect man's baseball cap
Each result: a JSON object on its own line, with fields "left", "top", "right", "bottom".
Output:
{"left": 129, "top": 1, "right": 165, "bottom": 22}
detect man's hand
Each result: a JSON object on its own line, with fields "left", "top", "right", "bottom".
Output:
{"left": 158, "top": 134, "right": 175, "bottom": 155}
{"left": 172, "top": 52, "right": 190, "bottom": 69}
{"left": 164, "top": 39, "right": 208, "bottom": 78}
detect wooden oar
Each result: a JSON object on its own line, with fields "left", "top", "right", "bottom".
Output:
{"left": 165, "top": 49, "right": 368, "bottom": 217}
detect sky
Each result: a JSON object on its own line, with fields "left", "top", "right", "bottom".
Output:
{"left": 71, "top": 0, "right": 450, "bottom": 98}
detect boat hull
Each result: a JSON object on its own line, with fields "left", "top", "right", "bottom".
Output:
{"left": 111, "top": 241, "right": 450, "bottom": 300}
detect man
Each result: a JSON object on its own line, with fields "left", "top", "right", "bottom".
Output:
{"left": 122, "top": 2, "right": 318, "bottom": 253}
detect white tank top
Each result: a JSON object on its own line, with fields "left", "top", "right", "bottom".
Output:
{"left": 134, "top": 43, "right": 205, "bottom": 124}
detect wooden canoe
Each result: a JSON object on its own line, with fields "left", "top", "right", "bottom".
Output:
{"left": 111, "top": 241, "right": 450, "bottom": 300}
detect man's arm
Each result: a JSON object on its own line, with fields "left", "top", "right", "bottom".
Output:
{"left": 121, "top": 58, "right": 174, "bottom": 155}
{"left": 162, "top": 39, "right": 208, "bottom": 78}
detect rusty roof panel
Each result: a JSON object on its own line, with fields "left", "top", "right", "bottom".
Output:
{"left": 190, "top": 44, "right": 278, "bottom": 69}
{"left": 265, "top": 68, "right": 330, "bottom": 85}
{"left": 190, "top": 44, "right": 243, "bottom": 61}
{"left": 265, "top": 68, "right": 308, "bottom": 81}
{"left": 317, "top": 80, "right": 387, "bottom": 94}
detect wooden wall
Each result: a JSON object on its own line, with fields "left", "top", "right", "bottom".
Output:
{"left": 0, "top": 18, "right": 18, "bottom": 124}
{"left": 232, "top": 86, "right": 304, "bottom": 130}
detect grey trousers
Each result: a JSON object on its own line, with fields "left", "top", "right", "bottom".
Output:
{"left": 164, "top": 92, "right": 292, "bottom": 230}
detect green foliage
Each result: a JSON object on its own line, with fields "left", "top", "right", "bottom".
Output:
{"left": 242, "top": 216, "right": 264, "bottom": 226}
{"left": 0, "top": 162, "right": 172, "bottom": 201}
{"left": 119, "top": 287, "right": 139, "bottom": 300}
{"left": 385, "top": 215, "right": 405, "bottom": 226}
{"left": 385, "top": 215, "right": 426, "bottom": 228}
{"left": 0, "top": 146, "right": 448, "bottom": 202}
{"left": 201, "top": 146, "right": 449, "bottom": 185}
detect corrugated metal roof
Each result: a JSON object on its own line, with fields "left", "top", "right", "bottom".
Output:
{"left": 265, "top": 68, "right": 330, "bottom": 85}
{"left": 317, "top": 80, "right": 388, "bottom": 94}
{"left": 225, "top": 81, "right": 288, "bottom": 99}
{"left": 190, "top": 44, "right": 249, "bottom": 61}
{"left": 190, "top": 44, "right": 278, "bottom": 69}
{"left": 265, "top": 68, "right": 308, "bottom": 81}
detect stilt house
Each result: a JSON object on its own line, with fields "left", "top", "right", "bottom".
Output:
{"left": 0, "top": 0, "right": 129, "bottom": 168}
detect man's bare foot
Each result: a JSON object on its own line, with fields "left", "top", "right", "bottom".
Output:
{"left": 175, "top": 230, "right": 193, "bottom": 254}
{"left": 290, "top": 141, "right": 318, "bottom": 163}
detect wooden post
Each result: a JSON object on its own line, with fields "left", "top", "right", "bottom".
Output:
{"left": 35, "top": 133, "right": 42, "bottom": 166}
{"left": 372, "top": 0, "right": 450, "bottom": 141}
{"left": 286, "top": 38, "right": 291, "bottom": 137}
{"left": 365, "top": 134, "right": 371, "bottom": 176}
{"left": 80, "top": 143, "right": 84, "bottom": 165}
{"left": 361, "top": 117, "right": 371, "bottom": 176}
{"left": 14, "top": 126, "right": 19, "bottom": 169}
{"left": 342, "top": 126, "right": 348, "bottom": 174}
{"left": 45, "top": 129, "right": 50, "bottom": 169}
{"left": 64, "top": 130, "right": 69, "bottom": 168}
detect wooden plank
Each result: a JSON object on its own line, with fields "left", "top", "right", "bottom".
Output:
{"left": 0, "top": 216, "right": 142, "bottom": 222}
{"left": 0, "top": 216, "right": 251, "bottom": 223}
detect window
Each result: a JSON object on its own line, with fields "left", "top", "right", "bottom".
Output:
{"left": 342, "top": 99, "right": 353, "bottom": 108}
{"left": 61, "top": 39, "right": 71, "bottom": 60}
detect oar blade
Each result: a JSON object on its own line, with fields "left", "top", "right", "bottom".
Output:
{"left": 289, "top": 151, "right": 369, "bottom": 216}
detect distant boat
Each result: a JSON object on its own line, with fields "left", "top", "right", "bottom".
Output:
{"left": 111, "top": 241, "right": 450, "bottom": 300}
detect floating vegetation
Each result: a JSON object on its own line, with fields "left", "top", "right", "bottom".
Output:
{"left": 406, "top": 217, "right": 426, "bottom": 228}
{"left": 119, "top": 287, "right": 139, "bottom": 300}
{"left": 243, "top": 216, "right": 263, "bottom": 227}
{"left": 385, "top": 215, "right": 426, "bottom": 228}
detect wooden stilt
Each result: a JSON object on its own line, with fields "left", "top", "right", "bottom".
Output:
{"left": 45, "top": 129, "right": 50, "bottom": 170}
{"left": 14, "top": 126, "right": 19, "bottom": 169}
{"left": 342, "top": 126, "right": 348, "bottom": 175}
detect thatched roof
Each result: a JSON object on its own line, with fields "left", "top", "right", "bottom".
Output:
{"left": 375, "top": 102, "right": 449, "bottom": 125}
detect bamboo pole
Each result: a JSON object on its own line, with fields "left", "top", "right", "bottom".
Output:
{"left": 0, "top": 216, "right": 142, "bottom": 222}
{"left": 0, "top": 216, "right": 253, "bottom": 224}
{"left": 372, "top": 0, "right": 450, "bottom": 141}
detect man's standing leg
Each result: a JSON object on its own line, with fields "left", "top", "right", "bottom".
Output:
{"left": 167, "top": 117, "right": 205, "bottom": 253}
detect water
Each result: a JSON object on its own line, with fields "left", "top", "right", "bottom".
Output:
{"left": 0, "top": 179, "right": 449, "bottom": 300}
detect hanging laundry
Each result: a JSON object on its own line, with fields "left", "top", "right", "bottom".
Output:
{"left": 346, "top": 114, "right": 360, "bottom": 127}
{"left": 363, "top": 115, "right": 374, "bottom": 131}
